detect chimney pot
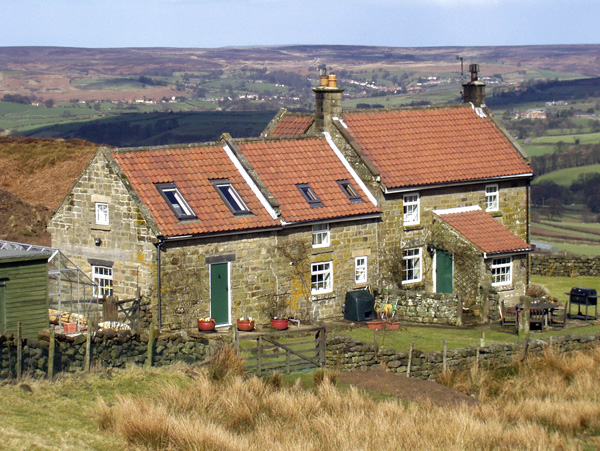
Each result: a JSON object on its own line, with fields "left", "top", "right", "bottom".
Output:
{"left": 327, "top": 74, "right": 337, "bottom": 88}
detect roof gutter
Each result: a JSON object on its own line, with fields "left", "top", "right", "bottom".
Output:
{"left": 383, "top": 172, "right": 533, "bottom": 194}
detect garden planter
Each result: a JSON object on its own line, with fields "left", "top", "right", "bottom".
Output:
{"left": 198, "top": 319, "right": 216, "bottom": 332}
{"left": 63, "top": 322, "right": 77, "bottom": 334}
{"left": 367, "top": 320, "right": 384, "bottom": 330}
{"left": 385, "top": 322, "right": 401, "bottom": 330}
{"left": 271, "top": 318, "right": 289, "bottom": 330}
{"left": 237, "top": 319, "right": 255, "bottom": 331}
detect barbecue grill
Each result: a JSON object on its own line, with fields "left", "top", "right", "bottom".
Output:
{"left": 567, "top": 287, "right": 598, "bottom": 320}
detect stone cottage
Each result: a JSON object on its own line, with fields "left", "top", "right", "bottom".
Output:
{"left": 49, "top": 65, "right": 533, "bottom": 328}
{"left": 48, "top": 134, "right": 381, "bottom": 329}
{"left": 263, "top": 67, "right": 533, "bottom": 312}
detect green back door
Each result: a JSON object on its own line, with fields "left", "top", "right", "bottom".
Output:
{"left": 210, "top": 263, "right": 230, "bottom": 326}
{"left": 436, "top": 250, "right": 453, "bottom": 294}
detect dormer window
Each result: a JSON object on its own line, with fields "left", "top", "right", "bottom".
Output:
{"left": 156, "top": 183, "right": 196, "bottom": 220}
{"left": 213, "top": 180, "right": 251, "bottom": 215}
{"left": 297, "top": 184, "right": 323, "bottom": 208}
{"left": 337, "top": 180, "right": 363, "bottom": 203}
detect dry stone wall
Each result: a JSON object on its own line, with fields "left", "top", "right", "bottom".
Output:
{"left": 531, "top": 255, "right": 600, "bottom": 278}
{"left": 0, "top": 329, "right": 211, "bottom": 378}
{"left": 326, "top": 332, "right": 600, "bottom": 380}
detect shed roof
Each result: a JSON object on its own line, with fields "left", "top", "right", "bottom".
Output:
{"left": 435, "top": 207, "right": 532, "bottom": 255}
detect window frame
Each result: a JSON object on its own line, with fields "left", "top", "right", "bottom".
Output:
{"left": 311, "top": 261, "right": 333, "bottom": 295}
{"left": 402, "top": 247, "right": 422, "bottom": 284}
{"left": 491, "top": 256, "right": 512, "bottom": 286}
{"left": 403, "top": 192, "right": 420, "bottom": 226}
{"left": 92, "top": 265, "right": 113, "bottom": 299}
{"left": 485, "top": 184, "right": 499, "bottom": 212}
{"left": 95, "top": 202, "right": 109, "bottom": 225}
{"left": 297, "top": 183, "right": 323, "bottom": 208}
{"left": 212, "top": 179, "right": 251, "bottom": 215}
{"left": 312, "top": 223, "right": 330, "bottom": 248}
{"left": 355, "top": 256, "right": 367, "bottom": 284}
{"left": 156, "top": 183, "right": 197, "bottom": 220}
{"left": 337, "top": 180, "right": 364, "bottom": 203}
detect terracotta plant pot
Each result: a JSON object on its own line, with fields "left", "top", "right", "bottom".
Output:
{"left": 367, "top": 320, "right": 384, "bottom": 331}
{"left": 198, "top": 319, "right": 216, "bottom": 332}
{"left": 385, "top": 322, "right": 401, "bottom": 330}
{"left": 237, "top": 319, "right": 255, "bottom": 331}
{"left": 63, "top": 322, "right": 77, "bottom": 334}
{"left": 271, "top": 318, "right": 289, "bottom": 330}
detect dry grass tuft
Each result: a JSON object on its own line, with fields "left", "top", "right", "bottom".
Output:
{"left": 206, "top": 344, "right": 246, "bottom": 382}
{"left": 97, "top": 345, "right": 600, "bottom": 450}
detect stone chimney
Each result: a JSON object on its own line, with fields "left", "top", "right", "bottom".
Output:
{"left": 313, "top": 66, "right": 344, "bottom": 133}
{"left": 462, "top": 63, "right": 486, "bottom": 108}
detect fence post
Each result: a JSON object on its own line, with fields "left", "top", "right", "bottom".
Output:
{"left": 407, "top": 341, "right": 414, "bottom": 377}
{"left": 443, "top": 339, "right": 447, "bottom": 375}
{"left": 257, "top": 335, "right": 263, "bottom": 375}
{"left": 16, "top": 322, "right": 22, "bottom": 382}
{"left": 319, "top": 327, "right": 327, "bottom": 368}
{"left": 373, "top": 329, "right": 378, "bottom": 356}
{"left": 48, "top": 328, "right": 55, "bottom": 380}
{"left": 85, "top": 326, "right": 92, "bottom": 372}
{"left": 146, "top": 322, "right": 155, "bottom": 367}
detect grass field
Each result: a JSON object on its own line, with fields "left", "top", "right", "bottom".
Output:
{"left": 3, "top": 344, "right": 600, "bottom": 449}
{"left": 530, "top": 131, "right": 600, "bottom": 145}
{"left": 533, "top": 163, "right": 600, "bottom": 186}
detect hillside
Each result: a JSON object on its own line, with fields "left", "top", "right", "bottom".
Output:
{"left": 0, "top": 137, "right": 98, "bottom": 245}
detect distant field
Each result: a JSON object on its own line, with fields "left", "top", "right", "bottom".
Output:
{"left": 521, "top": 143, "right": 554, "bottom": 157}
{"left": 530, "top": 131, "right": 600, "bottom": 145}
{"left": 533, "top": 163, "right": 600, "bottom": 186}
{"left": 71, "top": 77, "right": 144, "bottom": 91}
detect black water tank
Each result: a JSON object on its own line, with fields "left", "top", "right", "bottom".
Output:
{"left": 344, "top": 290, "right": 376, "bottom": 321}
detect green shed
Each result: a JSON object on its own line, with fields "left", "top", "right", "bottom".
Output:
{"left": 0, "top": 249, "right": 49, "bottom": 339}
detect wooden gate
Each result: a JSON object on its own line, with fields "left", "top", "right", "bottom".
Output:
{"left": 235, "top": 326, "right": 326, "bottom": 375}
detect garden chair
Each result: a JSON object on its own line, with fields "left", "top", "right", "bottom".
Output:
{"left": 550, "top": 301, "right": 567, "bottom": 328}
{"left": 529, "top": 307, "right": 545, "bottom": 330}
{"left": 499, "top": 300, "right": 517, "bottom": 327}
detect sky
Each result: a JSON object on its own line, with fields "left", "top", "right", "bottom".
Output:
{"left": 2, "top": 0, "right": 598, "bottom": 49}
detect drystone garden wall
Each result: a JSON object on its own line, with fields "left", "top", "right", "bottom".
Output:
{"left": 386, "top": 289, "right": 461, "bottom": 326}
{"left": 326, "top": 332, "right": 600, "bottom": 380}
{"left": 0, "top": 328, "right": 212, "bottom": 379}
{"left": 531, "top": 255, "right": 600, "bottom": 278}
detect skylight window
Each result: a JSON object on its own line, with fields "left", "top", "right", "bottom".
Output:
{"left": 337, "top": 180, "right": 363, "bottom": 203}
{"left": 212, "top": 180, "right": 251, "bottom": 215}
{"left": 297, "top": 184, "right": 323, "bottom": 208}
{"left": 156, "top": 183, "right": 196, "bottom": 220}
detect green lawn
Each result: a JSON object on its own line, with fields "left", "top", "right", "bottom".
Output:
{"left": 531, "top": 275, "right": 600, "bottom": 302}
{"left": 339, "top": 322, "right": 600, "bottom": 353}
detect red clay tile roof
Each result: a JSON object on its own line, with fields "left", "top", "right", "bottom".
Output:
{"left": 342, "top": 105, "right": 532, "bottom": 189}
{"left": 436, "top": 208, "right": 532, "bottom": 255}
{"left": 269, "top": 114, "right": 313, "bottom": 137}
{"left": 111, "top": 145, "right": 279, "bottom": 237}
{"left": 237, "top": 138, "right": 380, "bottom": 223}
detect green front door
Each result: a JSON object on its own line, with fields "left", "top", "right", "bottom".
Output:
{"left": 210, "top": 263, "right": 230, "bottom": 326}
{"left": 436, "top": 250, "right": 453, "bottom": 294}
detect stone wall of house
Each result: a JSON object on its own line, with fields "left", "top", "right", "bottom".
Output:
{"left": 157, "top": 218, "right": 380, "bottom": 328}
{"left": 48, "top": 150, "right": 157, "bottom": 305}
{"left": 531, "top": 255, "right": 600, "bottom": 278}
{"left": 326, "top": 332, "right": 600, "bottom": 380}
{"left": 0, "top": 329, "right": 211, "bottom": 378}
{"left": 383, "top": 289, "right": 461, "bottom": 325}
